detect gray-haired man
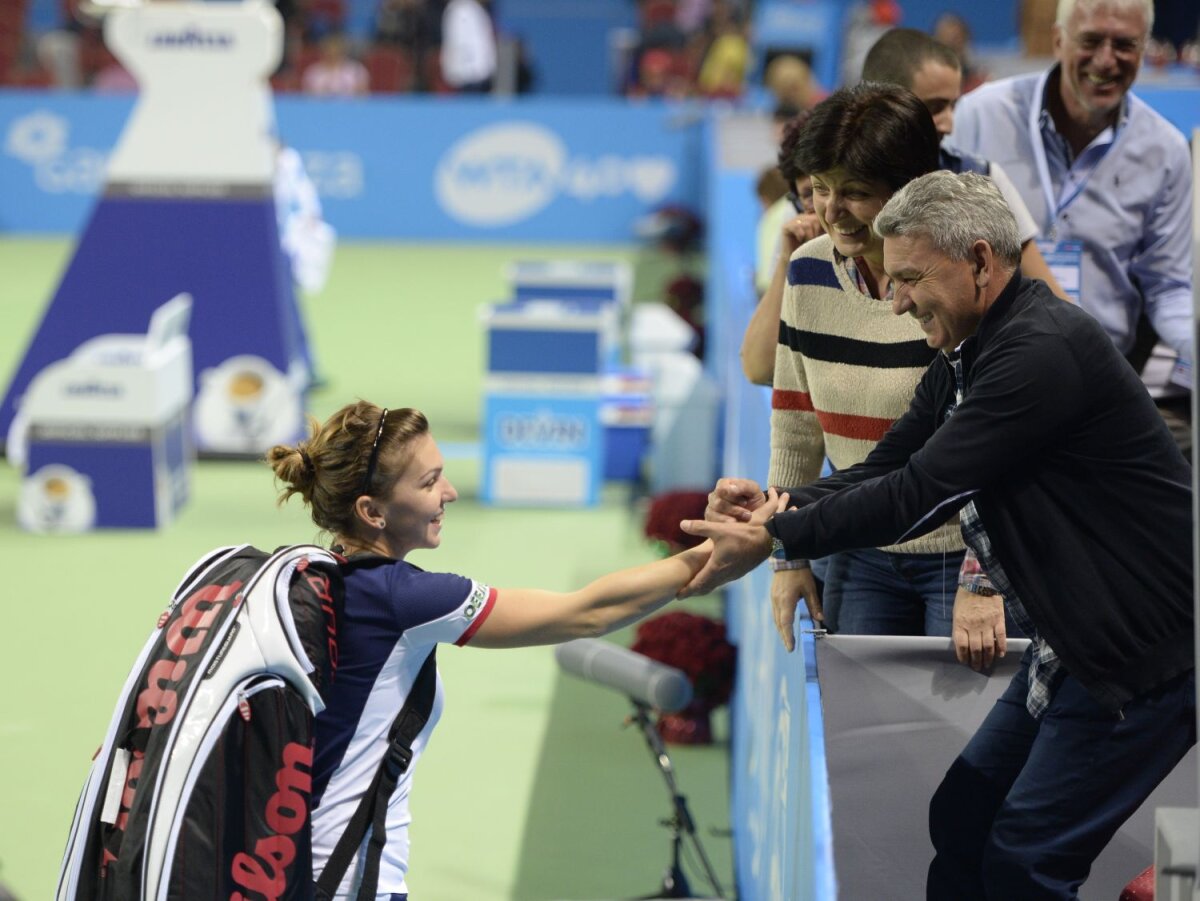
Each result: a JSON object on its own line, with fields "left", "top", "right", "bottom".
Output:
{"left": 683, "top": 171, "right": 1195, "bottom": 899}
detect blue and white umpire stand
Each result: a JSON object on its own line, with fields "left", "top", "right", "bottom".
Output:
{"left": 1, "top": 0, "right": 311, "bottom": 484}
{"left": 10, "top": 294, "right": 193, "bottom": 533}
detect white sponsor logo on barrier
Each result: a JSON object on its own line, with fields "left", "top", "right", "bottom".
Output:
{"left": 301, "top": 150, "right": 364, "bottom": 199}
{"left": 5, "top": 110, "right": 68, "bottom": 163}
{"left": 4, "top": 110, "right": 108, "bottom": 195}
{"left": 435, "top": 122, "right": 678, "bottom": 226}
{"left": 496, "top": 409, "right": 589, "bottom": 450}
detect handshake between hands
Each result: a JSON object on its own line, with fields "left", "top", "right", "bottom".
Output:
{"left": 678, "top": 477, "right": 1009, "bottom": 671}
{"left": 676, "top": 479, "right": 787, "bottom": 599}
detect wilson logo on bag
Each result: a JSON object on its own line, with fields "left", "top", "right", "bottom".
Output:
{"left": 56, "top": 545, "right": 343, "bottom": 901}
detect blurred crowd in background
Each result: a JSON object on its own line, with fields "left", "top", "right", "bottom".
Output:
{"left": 0, "top": 0, "right": 1198, "bottom": 99}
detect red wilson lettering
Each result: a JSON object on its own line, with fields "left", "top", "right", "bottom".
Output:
{"left": 230, "top": 742, "right": 314, "bottom": 901}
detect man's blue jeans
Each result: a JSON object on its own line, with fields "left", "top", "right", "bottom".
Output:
{"left": 820, "top": 547, "right": 963, "bottom": 636}
{"left": 927, "top": 647, "right": 1196, "bottom": 900}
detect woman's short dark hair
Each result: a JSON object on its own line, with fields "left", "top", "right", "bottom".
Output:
{"left": 791, "top": 82, "right": 939, "bottom": 193}
{"left": 776, "top": 108, "right": 813, "bottom": 185}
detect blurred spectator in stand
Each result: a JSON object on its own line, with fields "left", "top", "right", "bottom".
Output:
{"left": 676, "top": 0, "right": 713, "bottom": 36}
{"left": 301, "top": 0, "right": 346, "bottom": 41}
{"left": 34, "top": 0, "right": 101, "bottom": 89}
{"left": 764, "top": 54, "right": 824, "bottom": 114}
{"left": 932, "top": 12, "right": 986, "bottom": 93}
{"left": 696, "top": 4, "right": 750, "bottom": 98}
{"left": 841, "top": 0, "right": 902, "bottom": 86}
{"left": 1184, "top": 40, "right": 1200, "bottom": 70}
{"left": 628, "top": 46, "right": 690, "bottom": 98}
{"left": 440, "top": 0, "right": 496, "bottom": 93}
{"left": 639, "top": 0, "right": 686, "bottom": 54}
{"left": 92, "top": 56, "right": 137, "bottom": 93}
{"left": 626, "top": 0, "right": 686, "bottom": 94}
{"left": 302, "top": 31, "right": 368, "bottom": 96}
{"left": 375, "top": 0, "right": 441, "bottom": 90}
{"left": 1143, "top": 35, "right": 1178, "bottom": 68}
{"left": 1153, "top": 0, "right": 1200, "bottom": 57}
{"left": 1019, "top": 0, "right": 1057, "bottom": 56}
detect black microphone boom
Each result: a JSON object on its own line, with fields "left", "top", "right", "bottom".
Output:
{"left": 554, "top": 638, "right": 693, "bottom": 712}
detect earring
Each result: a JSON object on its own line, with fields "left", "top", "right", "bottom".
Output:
{"left": 377, "top": 520, "right": 387, "bottom": 530}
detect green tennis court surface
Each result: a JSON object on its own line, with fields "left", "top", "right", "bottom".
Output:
{"left": 0, "top": 238, "right": 733, "bottom": 900}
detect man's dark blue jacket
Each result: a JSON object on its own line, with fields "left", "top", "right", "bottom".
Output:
{"left": 768, "top": 271, "right": 1194, "bottom": 711}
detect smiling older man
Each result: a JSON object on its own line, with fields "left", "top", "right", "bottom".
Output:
{"left": 683, "top": 171, "right": 1195, "bottom": 900}
{"left": 949, "top": 0, "right": 1193, "bottom": 438}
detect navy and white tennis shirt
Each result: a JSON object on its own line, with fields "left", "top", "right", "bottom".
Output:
{"left": 310, "top": 558, "right": 496, "bottom": 898}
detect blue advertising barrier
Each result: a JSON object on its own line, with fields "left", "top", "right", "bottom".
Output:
{"left": 0, "top": 90, "right": 706, "bottom": 242}
{"left": 704, "top": 109, "right": 835, "bottom": 900}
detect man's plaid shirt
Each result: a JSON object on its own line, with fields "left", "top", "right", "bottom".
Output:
{"left": 946, "top": 350, "right": 1063, "bottom": 718}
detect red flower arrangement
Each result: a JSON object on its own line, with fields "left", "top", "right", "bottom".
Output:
{"left": 631, "top": 611, "right": 737, "bottom": 744}
{"left": 642, "top": 491, "right": 710, "bottom": 555}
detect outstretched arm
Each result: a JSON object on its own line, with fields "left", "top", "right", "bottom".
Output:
{"left": 469, "top": 541, "right": 714, "bottom": 649}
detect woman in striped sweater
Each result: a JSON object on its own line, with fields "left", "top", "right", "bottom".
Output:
{"left": 768, "top": 83, "right": 961, "bottom": 636}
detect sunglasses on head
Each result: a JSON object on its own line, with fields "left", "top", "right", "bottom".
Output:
{"left": 360, "top": 408, "right": 388, "bottom": 495}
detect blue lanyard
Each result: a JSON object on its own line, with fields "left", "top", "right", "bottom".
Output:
{"left": 1027, "top": 68, "right": 1124, "bottom": 225}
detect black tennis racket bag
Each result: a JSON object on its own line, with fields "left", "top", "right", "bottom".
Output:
{"left": 56, "top": 544, "right": 343, "bottom": 901}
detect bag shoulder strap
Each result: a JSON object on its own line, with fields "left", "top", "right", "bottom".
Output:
{"left": 315, "top": 647, "right": 438, "bottom": 901}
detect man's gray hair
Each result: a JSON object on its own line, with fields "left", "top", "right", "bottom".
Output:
{"left": 874, "top": 171, "right": 1023, "bottom": 268}
{"left": 1055, "top": 0, "right": 1153, "bottom": 34}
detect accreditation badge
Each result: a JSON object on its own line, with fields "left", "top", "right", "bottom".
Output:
{"left": 1035, "top": 239, "right": 1083, "bottom": 305}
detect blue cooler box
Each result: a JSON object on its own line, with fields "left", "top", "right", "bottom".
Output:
{"left": 482, "top": 380, "right": 603, "bottom": 506}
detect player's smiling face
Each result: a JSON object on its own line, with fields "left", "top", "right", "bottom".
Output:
{"left": 379, "top": 433, "right": 457, "bottom": 559}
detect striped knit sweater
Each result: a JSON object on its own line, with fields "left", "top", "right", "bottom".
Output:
{"left": 769, "top": 235, "right": 963, "bottom": 555}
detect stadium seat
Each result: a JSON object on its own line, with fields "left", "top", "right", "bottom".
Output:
{"left": 364, "top": 44, "right": 413, "bottom": 93}
{"left": 423, "top": 46, "right": 451, "bottom": 94}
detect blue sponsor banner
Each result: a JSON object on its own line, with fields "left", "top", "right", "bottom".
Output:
{"left": 0, "top": 90, "right": 705, "bottom": 241}
{"left": 0, "top": 92, "right": 132, "bottom": 233}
